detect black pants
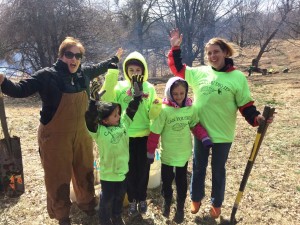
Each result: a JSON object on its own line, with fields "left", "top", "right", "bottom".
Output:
{"left": 161, "top": 162, "right": 188, "bottom": 202}
{"left": 99, "top": 179, "right": 127, "bottom": 221}
{"left": 127, "top": 136, "right": 150, "bottom": 202}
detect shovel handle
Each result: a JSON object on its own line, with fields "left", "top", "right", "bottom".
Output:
{"left": 0, "top": 87, "right": 12, "bottom": 150}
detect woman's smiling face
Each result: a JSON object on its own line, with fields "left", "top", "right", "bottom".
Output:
{"left": 61, "top": 45, "right": 82, "bottom": 73}
{"left": 206, "top": 44, "right": 227, "bottom": 70}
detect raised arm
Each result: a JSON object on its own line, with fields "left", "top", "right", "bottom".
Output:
{"left": 85, "top": 82, "right": 106, "bottom": 132}
{"left": 168, "top": 28, "right": 186, "bottom": 79}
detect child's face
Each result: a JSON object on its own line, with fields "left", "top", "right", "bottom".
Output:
{"left": 127, "top": 65, "right": 143, "bottom": 79}
{"left": 171, "top": 84, "right": 186, "bottom": 107}
{"left": 103, "top": 107, "right": 120, "bottom": 126}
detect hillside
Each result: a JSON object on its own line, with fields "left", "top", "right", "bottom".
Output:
{"left": 1, "top": 40, "right": 300, "bottom": 225}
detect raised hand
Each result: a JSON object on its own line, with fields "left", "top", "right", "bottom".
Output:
{"left": 115, "top": 48, "right": 124, "bottom": 61}
{"left": 90, "top": 80, "right": 102, "bottom": 101}
{"left": 170, "top": 28, "right": 183, "bottom": 47}
{"left": 132, "top": 74, "right": 144, "bottom": 98}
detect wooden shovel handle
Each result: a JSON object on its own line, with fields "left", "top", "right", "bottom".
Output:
{"left": 0, "top": 87, "right": 12, "bottom": 150}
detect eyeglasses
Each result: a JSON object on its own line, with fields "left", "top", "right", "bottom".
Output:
{"left": 64, "top": 51, "right": 83, "bottom": 60}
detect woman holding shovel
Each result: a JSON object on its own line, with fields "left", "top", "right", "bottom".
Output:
{"left": 0, "top": 37, "right": 123, "bottom": 225}
{"left": 167, "top": 28, "right": 274, "bottom": 219}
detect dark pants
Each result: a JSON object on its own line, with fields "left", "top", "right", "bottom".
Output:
{"left": 99, "top": 179, "right": 127, "bottom": 221}
{"left": 127, "top": 136, "right": 150, "bottom": 202}
{"left": 161, "top": 162, "right": 188, "bottom": 203}
{"left": 190, "top": 138, "right": 231, "bottom": 207}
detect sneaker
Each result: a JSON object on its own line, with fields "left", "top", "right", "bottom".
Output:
{"left": 162, "top": 199, "right": 171, "bottom": 218}
{"left": 138, "top": 200, "right": 147, "bottom": 214}
{"left": 58, "top": 218, "right": 71, "bottom": 225}
{"left": 128, "top": 200, "right": 138, "bottom": 217}
{"left": 112, "top": 215, "right": 125, "bottom": 225}
{"left": 210, "top": 206, "right": 221, "bottom": 219}
{"left": 191, "top": 201, "right": 201, "bottom": 214}
{"left": 174, "top": 209, "right": 184, "bottom": 224}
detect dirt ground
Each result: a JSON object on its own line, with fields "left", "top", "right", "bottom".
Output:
{"left": 0, "top": 70, "right": 299, "bottom": 225}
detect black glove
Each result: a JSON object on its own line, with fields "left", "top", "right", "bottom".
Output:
{"left": 108, "top": 63, "right": 118, "bottom": 69}
{"left": 131, "top": 75, "right": 144, "bottom": 98}
{"left": 90, "top": 81, "right": 101, "bottom": 101}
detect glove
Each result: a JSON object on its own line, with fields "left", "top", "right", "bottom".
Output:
{"left": 202, "top": 137, "right": 213, "bottom": 149}
{"left": 90, "top": 80, "right": 101, "bottom": 101}
{"left": 131, "top": 74, "right": 144, "bottom": 98}
{"left": 147, "top": 157, "right": 154, "bottom": 164}
{"left": 108, "top": 63, "right": 118, "bottom": 69}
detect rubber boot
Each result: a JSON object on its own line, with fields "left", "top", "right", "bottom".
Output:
{"left": 174, "top": 200, "right": 185, "bottom": 223}
{"left": 162, "top": 198, "right": 172, "bottom": 218}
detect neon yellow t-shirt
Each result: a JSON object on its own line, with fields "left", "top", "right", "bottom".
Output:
{"left": 89, "top": 114, "right": 131, "bottom": 181}
{"left": 185, "top": 66, "right": 253, "bottom": 143}
{"left": 150, "top": 105, "right": 198, "bottom": 167}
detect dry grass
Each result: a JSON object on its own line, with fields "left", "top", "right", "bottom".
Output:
{"left": 1, "top": 40, "right": 300, "bottom": 225}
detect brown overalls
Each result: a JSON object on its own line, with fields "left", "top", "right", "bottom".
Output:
{"left": 38, "top": 92, "right": 95, "bottom": 220}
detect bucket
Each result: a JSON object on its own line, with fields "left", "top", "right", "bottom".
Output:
{"left": 147, "top": 151, "right": 161, "bottom": 189}
{"left": 70, "top": 182, "right": 101, "bottom": 203}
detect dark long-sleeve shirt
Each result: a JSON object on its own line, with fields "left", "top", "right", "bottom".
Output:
{"left": 1, "top": 57, "right": 118, "bottom": 124}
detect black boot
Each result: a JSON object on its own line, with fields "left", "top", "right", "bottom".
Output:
{"left": 174, "top": 200, "right": 185, "bottom": 224}
{"left": 162, "top": 198, "right": 172, "bottom": 218}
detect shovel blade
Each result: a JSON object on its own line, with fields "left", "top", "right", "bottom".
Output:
{"left": 0, "top": 136, "right": 25, "bottom": 197}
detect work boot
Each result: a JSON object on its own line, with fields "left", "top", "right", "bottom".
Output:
{"left": 162, "top": 198, "right": 172, "bottom": 218}
{"left": 112, "top": 215, "right": 125, "bottom": 225}
{"left": 58, "top": 217, "right": 71, "bottom": 225}
{"left": 83, "top": 208, "right": 96, "bottom": 216}
{"left": 174, "top": 200, "right": 185, "bottom": 224}
{"left": 190, "top": 201, "right": 201, "bottom": 214}
{"left": 99, "top": 218, "right": 113, "bottom": 225}
{"left": 210, "top": 205, "right": 221, "bottom": 219}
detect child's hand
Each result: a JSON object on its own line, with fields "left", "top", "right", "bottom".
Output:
{"left": 170, "top": 28, "right": 183, "bottom": 47}
{"left": 91, "top": 80, "right": 105, "bottom": 101}
{"left": 115, "top": 48, "right": 123, "bottom": 60}
{"left": 202, "top": 137, "right": 213, "bottom": 149}
{"left": 132, "top": 75, "right": 144, "bottom": 98}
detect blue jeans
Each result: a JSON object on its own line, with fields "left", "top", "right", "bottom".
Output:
{"left": 99, "top": 179, "right": 127, "bottom": 222}
{"left": 190, "top": 138, "right": 231, "bottom": 207}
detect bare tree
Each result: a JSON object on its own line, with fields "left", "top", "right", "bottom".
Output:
{"left": 113, "top": 0, "right": 159, "bottom": 52}
{"left": 0, "top": 0, "right": 101, "bottom": 73}
{"left": 154, "top": 0, "right": 243, "bottom": 66}
{"left": 226, "top": 0, "right": 261, "bottom": 47}
{"left": 282, "top": 0, "right": 300, "bottom": 39}
{"left": 251, "top": 0, "right": 294, "bottom": 67}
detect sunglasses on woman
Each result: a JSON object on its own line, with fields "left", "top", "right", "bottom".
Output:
{"left": 64, "top": 51, "right": 83, "bottom": 60}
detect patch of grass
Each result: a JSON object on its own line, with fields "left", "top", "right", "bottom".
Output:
{"left": 297, "top": 186, "right": 300, "bottom": 192}
{"left": 271, "top": 143, "right": 288, "bottom": 156}
{"left": 265, "top": 99, "right": 284, "bottom": 106}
